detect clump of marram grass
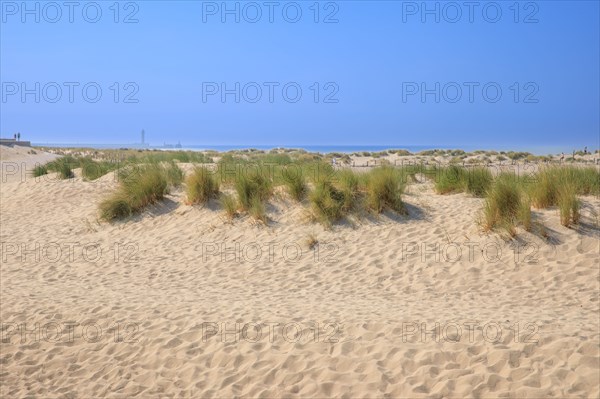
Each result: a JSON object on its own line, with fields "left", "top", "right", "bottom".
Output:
{"left": 518, "top": 195, "right": 533, "bottom": 232}
{"left": 434, "top": 165, "right": 465, "bottom": 194}
{"left": 80, "top": 158, "right": 118, "bottom": 181}
{"left": 249, "top": 196, "right": 267, "bottom": 223}
{"left": 99, "top": 164, "right": 168, "bottom": 221}
{"left": 482, "top": 174, "right": 531, "bottom": 234}
{"left": 48, "top": 157, "right": 75, "bottom": 179}
{"left": 529, "top": 171, "right": 558, "bottom": 209}
{"left": 186, "top": 166, "right": 219, "bottom": 205}
{"left": 32, "top": 164, "right": 48, "bottom": 177}
{"left": 529, "top": 166, "right": 599, "bottom": 209}
{"left": 310, "top": 180, "right": 346, "bottom": 226}
{"left": 337, "top": 169, "right": 360, "bottom": 212}
{"left": 465, "top": 167, "right": 493, "bottom": 197}
{"left": 220, "top": 193, "right": 238, "bottom": 220}
{"left": 309, "top": 166, "right": 408, "bottom": 226}
{"left": 235, "top": 171, "right": 272, "bottom": 211}
{"left": 558, "top": 184, "right": 580, "bottom": 227}
{"left": 434, "top": 165, "right": 491, "bottom": 197}
{"left": 163, "top": 161, "right": 184, "bottom": 187}
{"left": 365, "top": 167, "right": 406, "bottom": 214}
{"left": 283, "top": 172, "right": 307, "bottom": 202}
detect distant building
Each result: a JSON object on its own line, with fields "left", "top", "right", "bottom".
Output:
{"left": 0, "top": 138, "right": 31, "bottom": 147}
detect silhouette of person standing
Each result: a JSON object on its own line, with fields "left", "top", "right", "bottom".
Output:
{"left": 17, "top": 132, "right": 20, "bottom": 141}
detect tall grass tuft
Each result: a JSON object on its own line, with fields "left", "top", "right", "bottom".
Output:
{"left": 337, "top": 169, "right": 360, "bottom": 212}
{"left": 530, "top": 171, "right": 557, "bottom": 208}
{"left": 100, "top": 164, "right": 168, "bottom": 221}
{"left": 518, "top": 195, "right": 532, "bottom": 232}
{"left": 48, "top": 157, "right": 75, "bottom": 179}
{"left": 235, "top": 172, "right": 272, "bottom": 211}
{"left": 483, "top": 174, "right": 530, "bottom": 233}
{"left": 32, "top": 164, "right": 48, "bottom": 177}
{"left": 80, "top": 158, "right": 118, "bottom": 181}
{"left": 283, "top": 172, "right": 307, "bottom": 202}
{"left": 434, "top": 165, "right": 465, "bottom": 194}
{"left": 310, "top": 180, "right": 345, "bottom": 226}
{"left": 163, "top": 161, "right": 184, "bottom": 187}
{"left": 529, "top": 166, "right": 599, "bottom": 209}
{"left": 365, "top": 167, "right": 406, "bottom": 214}
{"left": 249, "top": 196, "right": 267, "bottom": 223}
{"left": 220, "top": 193, "right": 238, "bottom": 220}
{"left": 465, "top": 167, "right": 493, "bottom": 197}
{"left": 558, "top": 184, "right": 580, "bottom": 227}
{"left": 186, "top": 166, "right": 220, "bottom": 205}
{"left": 434, "top": 166, "right": 491, "bottom": 197}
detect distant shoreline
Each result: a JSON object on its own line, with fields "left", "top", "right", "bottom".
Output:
{"left": 29, "top": 143, "right": 599, "bottom": 156}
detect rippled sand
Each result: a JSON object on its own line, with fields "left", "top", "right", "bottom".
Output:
{"left": 1, "top": 147, "right": 599, "bottom": 398}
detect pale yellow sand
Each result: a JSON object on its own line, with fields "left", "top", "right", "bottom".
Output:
{"left": 1, "top": 148, "right": 599, "bottom": 398}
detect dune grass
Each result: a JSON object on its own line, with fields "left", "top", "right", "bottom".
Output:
{"left": 310, "top": 180, "right": 346, "bottom": 226}
{"left": 465, "top": 167, "right": 493, "bottom": 197}
{"left": 235, "top": 171, "right": 273, "bottom": 211}
{"left": 283, "top": 171, "right": 307, "bottom": 202}
{"left": 434, "top": 165, "right": 465, "bottom": 194}
{"left": 220, "top": 193, "right": 238, "bottom": 220}
{"left": 309, "top": 166, "right": 407, "bottom": 226}
{"left": 337, "top": 169, "right": 360, "bottom": 212}
{"left": 186, "top": 166, "right": 220, "bottom": 205}
{"left": 482, "top": 174, "right": 531, "bottom": 234}
{"left": 249, "top": 196, "right": 267, "bottom": 223}
{"left": 529, "top": 166, "right": 599, "bottom": 209}
{"left": 32, "top": 164, "right": 48, "bottom": 177}
{"left": 99, "top": 164, "right": 169, "bottom": 221}
{"left": 47, "top": 157, "right": 75, "bottom": 179}
{"left": 163, "top": 161, "right": 184, "bottom": 187}
{"left": 558, "top": 184, "right": 580, "bottom": 227}
{"left": 529, "top": 171, "right": 558, "bottom": 209}
{"left": 364, "top": 167, "right": 406, "bottom": 213}
{"left": 79, "top": 158, "right": 119, "bottom": 181}
{"left": 434, "top": 166, "right": 491, "bottom": 197}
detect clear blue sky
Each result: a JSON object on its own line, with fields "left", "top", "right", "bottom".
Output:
{"left": 1, "top": 1, "right": 599, "bottom": 151}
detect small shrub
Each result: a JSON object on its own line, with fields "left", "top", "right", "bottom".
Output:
{"left": 186, "top": 167, "right": 219, "bottom": 205}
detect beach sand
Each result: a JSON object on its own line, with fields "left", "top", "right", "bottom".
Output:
{"left": 1, "top": 147, "right": 599, "bottom": 398}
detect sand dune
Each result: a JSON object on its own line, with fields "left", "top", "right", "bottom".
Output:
{"left": 1, "top": 149, "right": 599, "bottom": 398}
